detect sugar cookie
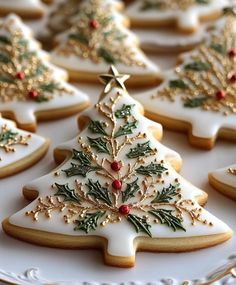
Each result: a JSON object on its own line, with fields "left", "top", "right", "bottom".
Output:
{"left": 0, "top": 14, "right": 90, "bottom": 132}
{"left": 135, "top": 16, "right": 236, "bottom": 149}
{"left": 2, "top": 67, "right": 232, "bottom": 268}
{"left": 0, "top": 116, "right": 49, "bottom": 178}
{"left": 126, "top": 0, "right": 229, "bottom": 33}
{"left": 51, "top": 0, "right": 160, "bottom": 87}
{"left": 209, "top": 164, "right": 236, "bottom": 200}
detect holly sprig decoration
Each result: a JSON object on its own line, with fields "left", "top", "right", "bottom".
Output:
{"left": 0, "top": 124, "right": 31, "bottom": 155}
{"left": 56, "top": 0, "right": 146, "bottom": 67}
{"left": 27, "top": 90, "right": 211, "bottom": 236}
{"left": 154, "top": 16, "right": 236, "bottom": 115}
{"left": 140, "top": 0, "right": 211, "bottom": 11}
{"left": 0, "top": 22, "right": 69, "bottom": 103}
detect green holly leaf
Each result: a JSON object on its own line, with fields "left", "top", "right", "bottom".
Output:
{"left": 184, "top": 61, "right": 210, "bottom": 71}
{"left": 196, "top": 0, "right": 210, "bottom": 3}
{"left": 0, "top": 35, "right": 11, "bottom": 44}
{"left": 86, "top": 179, "right": 112, "bottom": 206}
{"left": 115, "top": 104, "right": 134, "bottom": 118}
{"left": 184, "top": 96, "right": 208, "bottom": 108}
{"left": 149, "top": 209, "right": 186, "bottom": 232}
{"left": 141, "top": 1, "right": 162, "bottom": 10}
{"left": 35, "top": 95, "right": 49, "bottom": 103}
{"left": 114, "top": 121, "right": 138, "bottom": 138}
{"left": 19, "top": 51, "right": 36, "bottom": 62}
{"left": 0, "top": 75, "right": 15, "bottom": 84}
{"left": 88, "top": 121, "right": 107, "bottom": 136}
{"left": 122, "top": 178, "right": 140, "bottom": 203}
{"left": 0, "top": 53, "right": 11, "bottom": 63}
{"left": 97, "top": 47, "right": 116, "bottom": 64}
{"left": 87, "top": 137, "right": 110, "bottom": 154}
{"left": 38, "top": 82, "right": 60, "bottom": 93}
{"left": 54, "top": 183, "right": 80, "bottom": 204}
{"left": 63, "top": 163, "right": 100, "bottom": 177}
{"left": 136, "top": 162, "right": 167, "bottom": 176}
{"left": 127, "top": 141, "right": 153, "bottom": 159}
{"left": 210, "top": 43, "right": 226, "bottom": 54}
{"left": 69, "top": 33, "right": 89, "bottom": 45}
{"left": 127, "top": 214, "right": 152, "bottom": 237}
{"left": 74, "top": 211, "right": 106, "bottom": 233}
{"left": 0, "top": 130, "right": 18, "bottom": 142}
{"left": 72, "top": 149, "right": 91, "bottom": 165}
{"left": 169, "top": 79, "right": 188, "bottom": 89}
{"left": 151, "top": 184, "right": 180, "bottom": 204}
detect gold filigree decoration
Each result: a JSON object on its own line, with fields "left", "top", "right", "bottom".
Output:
{"left": 26, "top": 87, "right": 211, "bottom": 233}
{"left": 0, "top": 20, "right": 71, "bottom": 103}
{"left": 0, "top": 124, "right": 31, "bottom": 161}
{"left": 152, "top": 16, "right": 236, "bottom": 115}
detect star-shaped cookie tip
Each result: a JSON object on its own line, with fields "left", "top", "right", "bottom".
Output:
{"left": 99, "top": 65, "right": 130, "bottom": 94}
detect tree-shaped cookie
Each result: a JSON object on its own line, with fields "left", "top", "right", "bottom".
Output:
{"left": 51, "top": 0, "right": 159, "bottom": 87}
{"left": 2, "top": 66, "right": 232, "bottom": 267}
{"left": 0, "top": 14, "right": 89, "bottom": 132}
{"left": 47, "top": 0, "right": 124, "bottom": 34}
{"left": 125, "top": 0, "right": 229, "bottom": 33}
{"left": 0, "top": 116, "right": 49, "bottom": 178}
{"left": 135, "top": 15, "right": 236, "bottom": 149}
{"left": 209, "top": 164, "right": 236, "bottom": 200}
{"left": 0, "top": 0, "right": 45, "bottom": 19}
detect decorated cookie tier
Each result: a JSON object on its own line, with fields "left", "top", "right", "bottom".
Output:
{"left": 48, "top": 0, "right": 124, "bottom": 34}
{"left": 0, "top": 14, "right": 89, "bottom": 132}
{"left": 0, "top": 0, "right": 45, "bottom": 19}
{"left": 0, "top": 117, "right": 49, "bottom": 178}
{"left": 209, "top": 164, "right": 236, "bottom": 200}
{"left": 135, "top": 16, "right": 236, "bottom": 149}
{"left": 125, "top": 0, "right": 229, "bottom": 33}
{"left": 51, "top": 0, "right": 159, "bottom": 87}
{"left": 2, "top": 67, "right": 232, "bottom": 268}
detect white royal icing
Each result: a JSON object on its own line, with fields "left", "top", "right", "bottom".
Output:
{"left": 0, "top": 117, "right": 46, "bottom": 169}
{"left": 210, "top": 164, "right": 236, "bottom": 189}
{"left": 0, "top": 0, "right": 45, "bottom": 13}
{"left": 51, "top": 0, "right": 159, "bottom": 76}
{"left": 126, "top": 0, "right": 230, "bottom": 31}
{"left": 0, "top": 14, "right": 89, "bottom": 126}
{"left": 8, "top": 85, "right": 231, "bottom": 258}
{"left": 135, "top": 16, "right": 236, "bottom": 141}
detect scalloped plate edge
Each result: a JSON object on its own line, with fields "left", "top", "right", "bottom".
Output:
{"left": 0, "top": 254, "right": 236, "bottom": 285}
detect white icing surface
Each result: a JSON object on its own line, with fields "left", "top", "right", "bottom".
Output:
{"left": 210, "top": 164, "right": 236, "bottom": 188}
{"left": 125, "top": 0, "right": 230, "bottom": 30}
{"left": 133, "top": 21, "right": 212, "bottom": 52}
{"left": 0, "top": 14, "right": 89, "bottom": 126}
{"left": 0, "top": 0, "right": 44, "bottom": 12}
{"left": 135, "top": 17, "right": 236, "bottom": 140}
{"left": 8, "top": 87, "right": 231, "bottom": 258}
{"left": 0, "top": 117, "right": 46, "bottom": 169}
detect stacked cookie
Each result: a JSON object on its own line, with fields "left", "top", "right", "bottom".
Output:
{"left": 0, "top": 0, "right": 235, "bottom": 272}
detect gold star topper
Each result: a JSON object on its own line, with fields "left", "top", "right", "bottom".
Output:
{"left": 99, "top": 65, "right": 130, "bottom": 94}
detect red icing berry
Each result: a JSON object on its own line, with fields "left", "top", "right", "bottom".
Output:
{"left": 119, "top": 205, "right": 130, "bottom": 215}
{"left": 89, "top": 19, "right": 99, "bottom": 29}
{"left": 29, "top": 90, "right": 39, "bottom": 99}
{"left": 16, "top": 71, "right": 25, "bottom": 80}
{"left": 216, "top": 90, "right": 226, "bottom": 100}
{"left": 230, "top": 74, "right": 236, "bottom": 83}
{"left": 112, "top": 179, "right": 122, "bottom": 190}
{"left": 228, "top": 49, "right": 236, "bottom": 57}
{"left": 111, "top": 161, "right": 121, "bottom": 172}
